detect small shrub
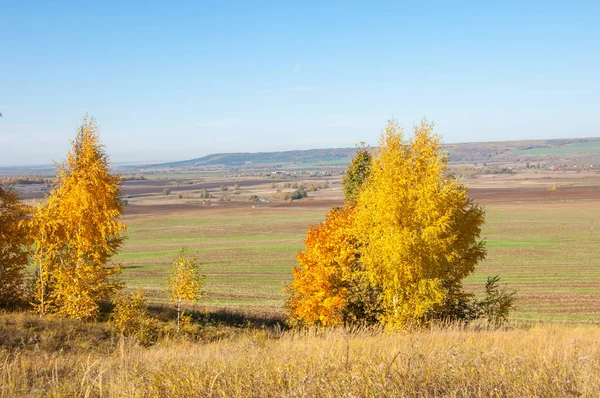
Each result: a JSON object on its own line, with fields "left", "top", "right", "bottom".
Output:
{"left": 112, "top": 290, "right": 158, "bottom": 346}
{"left": 280, "top": 189, "right": 307, "bottom": 201}
{"left": 427, "top": 275, "right": 516, "bottom": 327}
{"left": 476, "top": 275, "right": 516, "bottom": 327}
{"left": 292, "top": 188, "right": 307, "bottom": 200}
{"left": 162, "top": 188, "right": 171, "bottom": 195}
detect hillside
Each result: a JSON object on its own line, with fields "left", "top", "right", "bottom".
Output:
{"left": 144, "top": 137, "right": 600, "bottom": 169}
{"left": 145, "top": 148, "right": 358, "bottom": 169}
{"left": 143, "top": 137, "right": 600, "bottom": 169}
{"left": 3, "top": 137, "right": 600, "bottom": 175}
{"left": 445, "top": 137, "right": 600, "bottom": 163}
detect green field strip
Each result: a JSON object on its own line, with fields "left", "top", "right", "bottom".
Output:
{"left": 511, "top": 141, "right": 600, "bottom": 156}
{"left": 132, "top": 214, "right": 325, "bottom": 228}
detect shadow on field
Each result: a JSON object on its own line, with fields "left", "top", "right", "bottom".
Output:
{"left": 147, "top": 304, "right": 288, "bottom": 330}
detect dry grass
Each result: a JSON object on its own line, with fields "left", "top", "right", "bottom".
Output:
{"left": 2, "top": 322, "right": 599, "bottom": 397}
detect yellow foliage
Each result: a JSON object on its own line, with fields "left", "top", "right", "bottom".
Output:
{"left": 0, "top": 187, "right": 31, "bottom": 304}
{"left": 168, "top": 249, "right": 204, "bottom": 331}
{"left": 288, "top": 119, "right": 487, "bottom": 329}
{"left": 353, "top": 119, "right": 486, "bottom": 327}
{"left": 169, "top": 249, "right": 204, "bottom": 304}
{"left": 31, "top": 115, "right": 126, "bottom": 320}
{"left": 112, "top": 290, "right": 153, "bottom": 341}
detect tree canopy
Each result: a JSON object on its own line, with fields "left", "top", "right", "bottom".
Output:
{"left": 342, "top": 143, "right": 372, "bottom": 204}
{"left": 32, "top": 115, "right": 126, "bottom": 320}
{"left": 168, "top": 248, "right": 204, "bottom": 331}
{"left": 287, "top": 119, "right": 487, "bottom": 328}
{"left": 0, "top": 187, "right": 31, "bottom": 305}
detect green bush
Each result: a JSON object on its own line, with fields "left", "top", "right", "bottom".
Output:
{"left": 476, "top": 275, "right": 517, "bottom": 326}
{"left": 428, "top": 275, "right": 516, "bottom": 327}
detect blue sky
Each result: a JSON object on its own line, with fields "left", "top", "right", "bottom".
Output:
{"left": 1, "top": 1, "right": 599, "bottom": 165}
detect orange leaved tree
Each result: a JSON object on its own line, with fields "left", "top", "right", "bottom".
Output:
{"left": 286, "top": 206, "right": 357, "bottom": 326}
{"left": 0, "top": 187, "right": 31, "bottom": 306}
{"left": 32, "top": 115, "right": 126, "bottom": 320}
{"left": 286, "top": 204, "right": 383, "bottom": 327}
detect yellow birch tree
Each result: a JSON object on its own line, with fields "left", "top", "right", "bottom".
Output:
{"left": 32, "top": 115, "right": 126, "bottom": 320}
{"left": 31, "top": 199, "right": 62, "bottom": 316}
{"left": 287, "top": 119, "right": 487, "bottom": 329}
{"left": 353, "top": 119, "right": 486, "bottom": 328}
{"left": 168, "top": 248, "right": 204, "bottom": 332}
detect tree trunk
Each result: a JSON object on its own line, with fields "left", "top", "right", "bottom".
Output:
{"left": 39, "top": 259, "right": 44, "bottom": 317}
{"left": 177, "top": 298, "right": 181, "bottom": 332}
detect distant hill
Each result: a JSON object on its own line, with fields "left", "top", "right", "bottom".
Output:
{"left": 3, "top": 137, "right": 600, "bottom": 176}
{"left": 145, "top": 148, "right": 358, "bottom": 168}
{"left": 145, "top": 137, "right": 600, "bottom": 169}
{"left": 445, "top": 137, "right": 600, "bottom": 163}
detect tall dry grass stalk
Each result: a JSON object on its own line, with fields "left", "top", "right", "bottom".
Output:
{"left": 1, "top": 324, "right": 599, "bottom": 397}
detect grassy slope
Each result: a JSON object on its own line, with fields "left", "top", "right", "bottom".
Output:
{"left": 145, "top": 137, "right": 600, "bottom": 169}
{"left": 1, "top": 319, "right": 599, "bottom": 397}
{"left": 511, "top": 140, "right": 600, "bottom": 156}
{"left": 116, "top": 200, "right": 600, "bottom": 323}
{"left": 150, "top": 148, "right": 356, "bottom": 168}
